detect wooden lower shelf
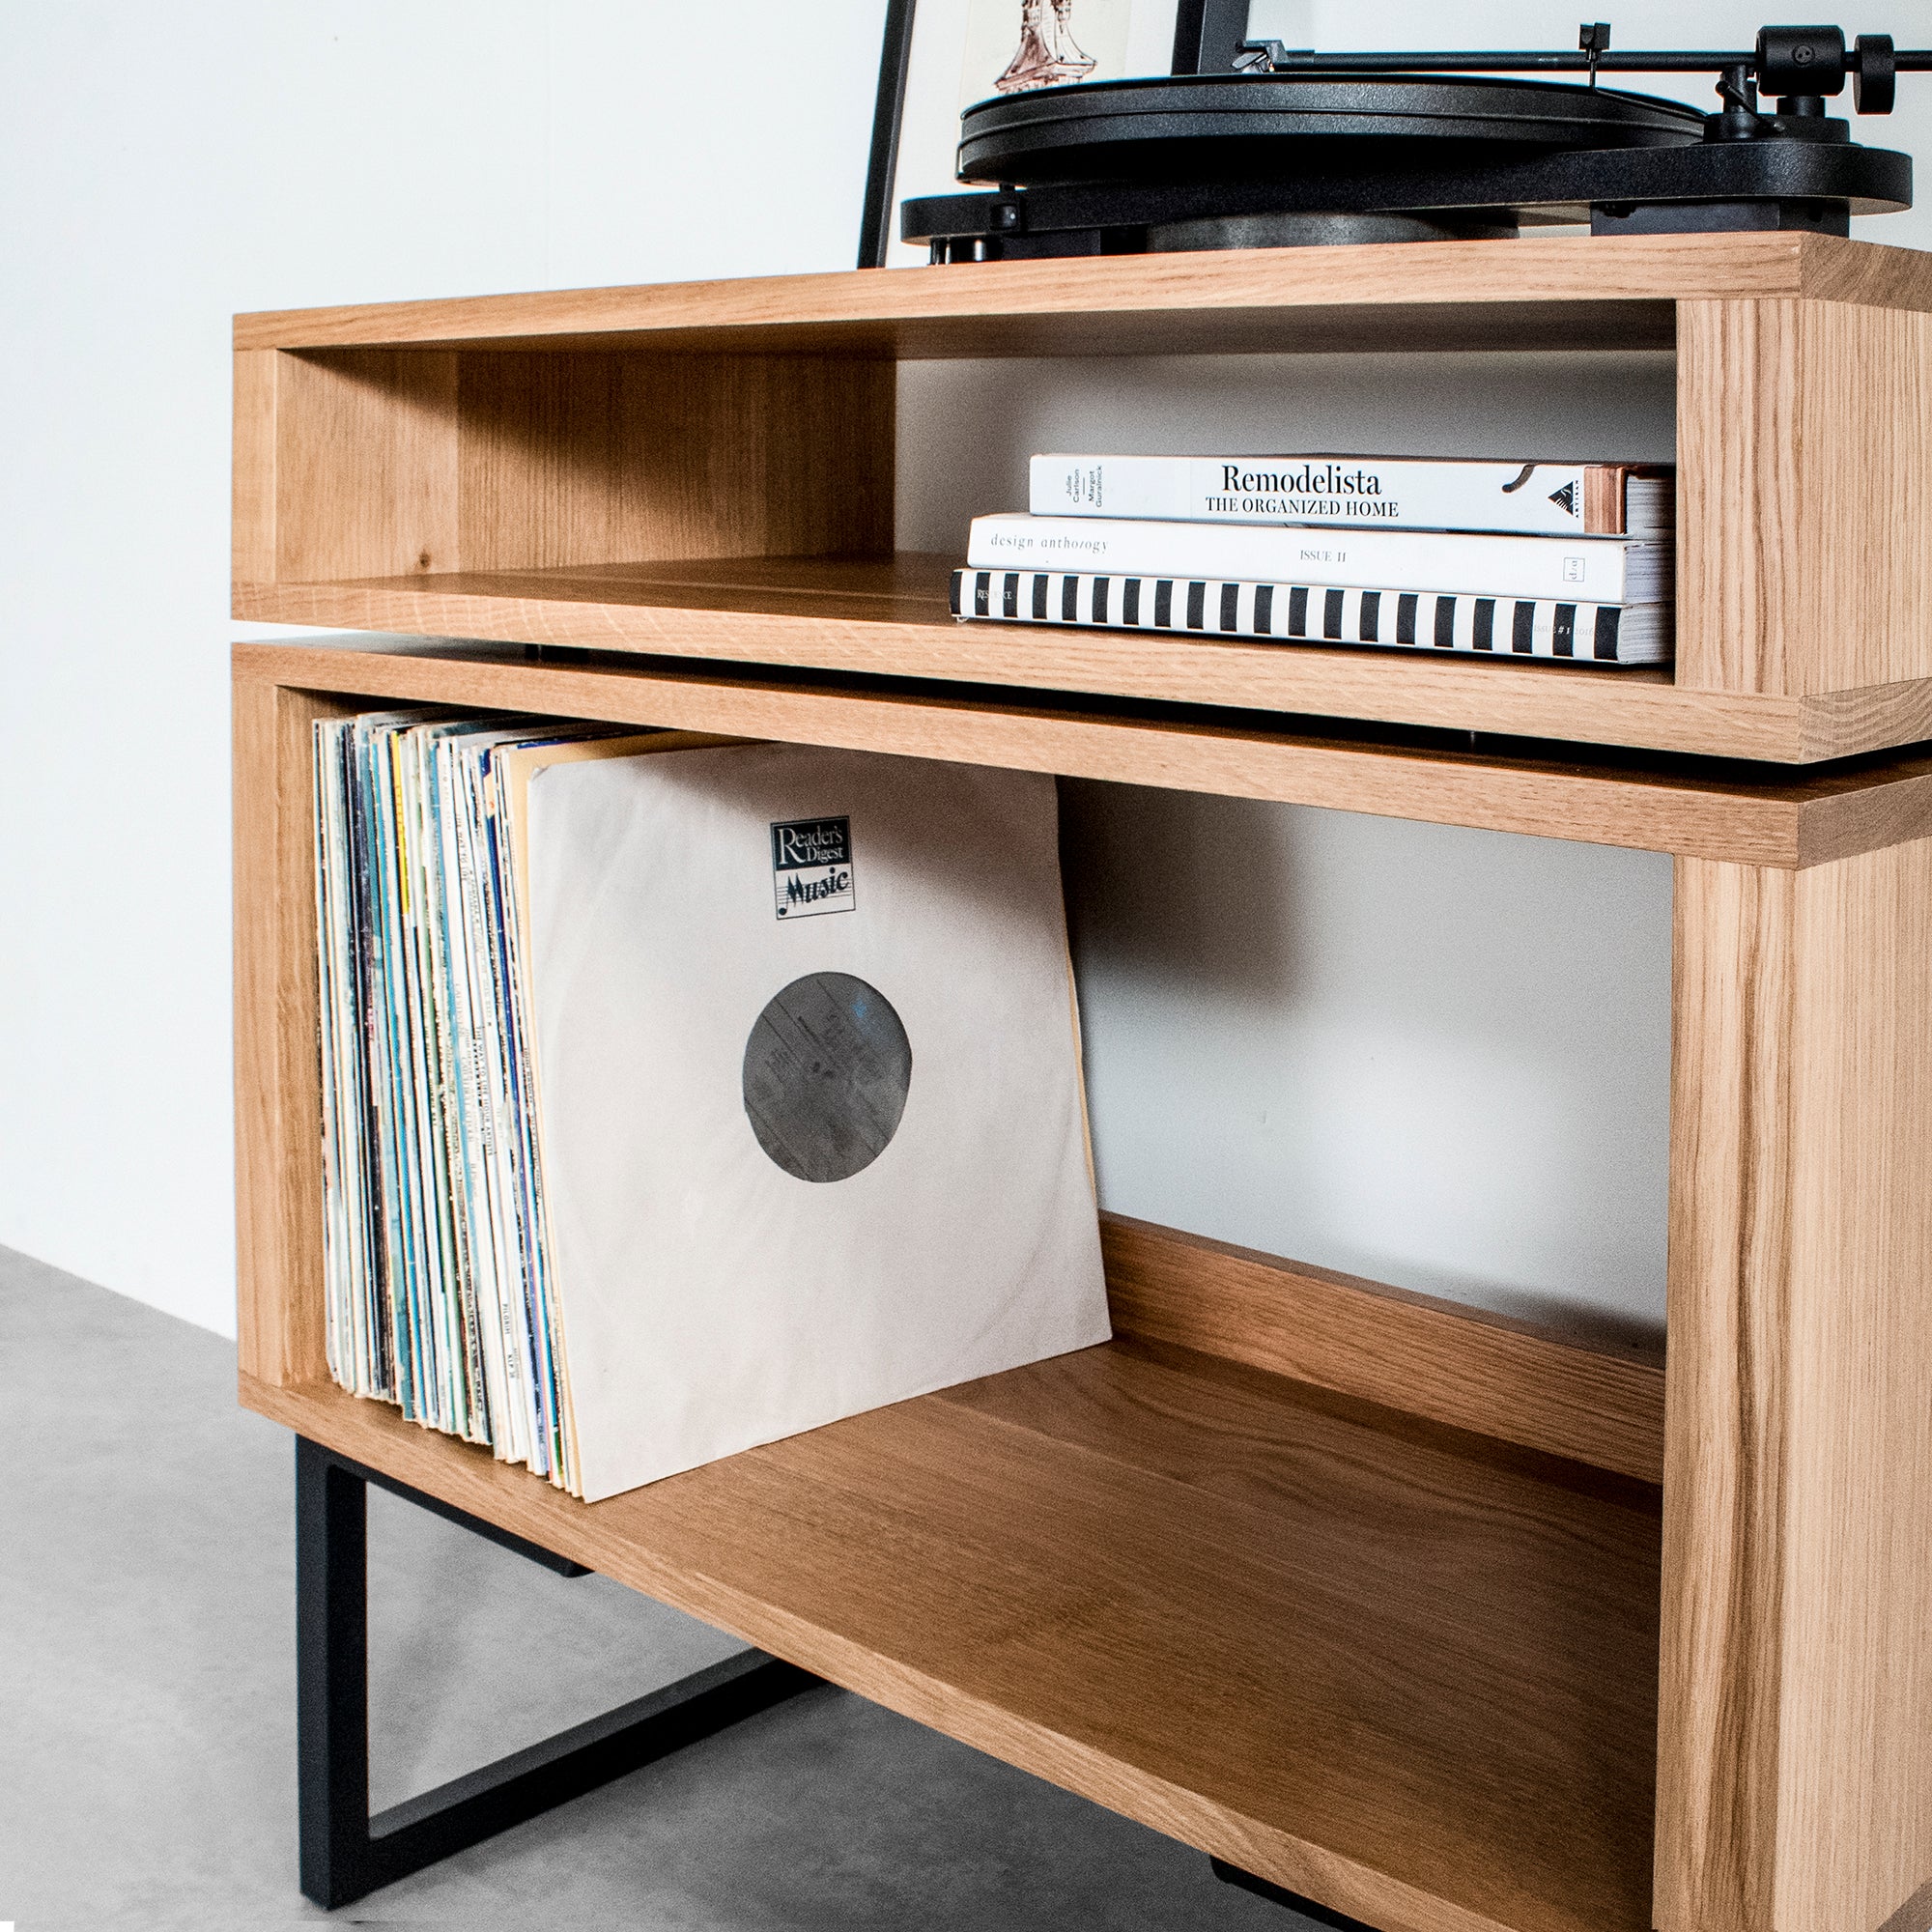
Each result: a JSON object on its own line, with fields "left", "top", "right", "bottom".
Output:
{"left": 232, "top": 552, "right": 1932, "bottom": 765}
{"left": 243, "top": 1339, "right": 1661, "bottom": 1932}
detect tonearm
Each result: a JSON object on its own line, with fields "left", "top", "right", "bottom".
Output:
{"left": 1235, "top": 24, "right": 1928, "bottom": 138}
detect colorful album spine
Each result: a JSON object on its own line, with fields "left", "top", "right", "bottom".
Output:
{"left": 1029, "top": 455, "right": 1674, "bottom": 539}
{"left": 948, "top": 567, "right": 1670, "bottom": 667}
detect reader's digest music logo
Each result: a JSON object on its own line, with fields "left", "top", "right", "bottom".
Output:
{"left": 770, "top": 816, "right": 855, "bottom": 919}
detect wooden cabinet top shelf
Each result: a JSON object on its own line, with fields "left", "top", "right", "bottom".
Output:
{"left": 235, "top": 232, "right": 1932, "bottom": 359}
{"left": 234, "top": 232, "right": 1932, "bottom": 765}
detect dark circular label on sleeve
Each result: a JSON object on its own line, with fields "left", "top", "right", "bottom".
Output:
{"left": 741, "top": 972, "right": 912, "bottom": 1183}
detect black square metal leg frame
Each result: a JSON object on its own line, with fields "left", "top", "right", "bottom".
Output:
{"left": 296, "top": 1435, "right": 819, "bottom": 1910}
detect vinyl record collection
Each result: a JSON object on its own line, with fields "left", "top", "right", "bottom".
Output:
{"left": 313, "top": 711, "right": 617, "bottom": 1489}
{"left": 312, "top": 714, "right": 1111, "bottom": 1502}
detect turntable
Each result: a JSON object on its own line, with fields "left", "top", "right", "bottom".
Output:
{"left": 903, "top": 21, "right": 1927, "bottom": 258}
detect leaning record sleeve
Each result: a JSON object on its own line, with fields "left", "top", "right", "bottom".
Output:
{"left": 523, "top": 742, "right": 1111, "bottom": 1502}
{"left": 493, "top": 727, "right": 742, "bottom": 1493}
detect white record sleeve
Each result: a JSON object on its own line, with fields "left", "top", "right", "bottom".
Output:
{"left": 525, "top": 743, "right": 1110, "bottom": 1502}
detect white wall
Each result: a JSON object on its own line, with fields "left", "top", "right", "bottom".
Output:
{"left": 3, "top": 2, "right": 1927, "bottom": 1339}
{"left": 898, "top": 350, "right": 1680, "bottom": 1334}
{"left": 0, "top": 3, "right": 887, "bottom": 1333}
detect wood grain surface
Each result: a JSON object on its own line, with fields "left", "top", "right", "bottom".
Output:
{"left": 232, "top": 638, "right": 1932, "bottom": 867}
{"left": 1678, "top": 298, "right": 1932, "bottom": 699}
{"left": 1658, "top": 843, "right": 1932, "bottom": 1932}
{"left": 233, "top": 240, "right": 1932, "bottom": 760}
{"left": 233, "top": 680, "right": 344, "bottom": 1388}
{"left": 231, "top": 554, "right": 1932, "bottom": 766}
{"left": 270, "top": 347, "right": 462, "bottom": 582}
{"left": 243, "top": 354, "right": 894, "bottom": 583}
{"left": 451, "top": 353, "right": 893, "bottom": 571}
{"left": 231, "top": 350, "right": 277, "bottom": 584}
{"left": 1103, "top": 1215, "right": 1663, "bottom": 1483}
{"left": 241, "top": 1343, "right": 1662, "bottom": 1932}
{"left": 231, "top": 233, "right": 1932, "bottom": 357}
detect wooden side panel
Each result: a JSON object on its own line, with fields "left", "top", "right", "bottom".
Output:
{"left": 1658, "top": 845, "right": 1932, "bottom": 1932}
{"left": 273, "top": 349, "right": 461, "bottom": 582}
{"left": 233, "top": 350, "right": 277, "bottom": 583}
{"left": 234, "top": 675, "right": 345, "bottom": 1388}
{"left": 1656, "top": 859, "right": 1794, "bottom": 1932}
{"left": 1677, "top": 298, "right": 1932, "bottom": 696}
{"left": 1775, "top": 838, "right": 1932, "bottom": 1927}
{"left": 455, "top": 351, "right": 894, "bottom": 571}
{"left": 1101, "top": 1215, "right": 1664, "bottom": 1483}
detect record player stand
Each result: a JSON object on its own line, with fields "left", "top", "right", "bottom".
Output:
{"left": 233, "top": 236, "right": 1932, "bottom": 1932}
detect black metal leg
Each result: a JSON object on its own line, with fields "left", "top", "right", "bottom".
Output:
{"left": 1209, "top": 1857, "right": 1382, "bottom": 1930}
{"left": 295, "top": 1436, "right": 819, "bottom": 1910}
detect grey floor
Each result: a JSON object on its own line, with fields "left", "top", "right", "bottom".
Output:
{"left": 0, "top": 1246, "right": 1316, "bottom": 1931}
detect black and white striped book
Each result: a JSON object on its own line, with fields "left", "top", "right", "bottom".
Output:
{"left": 948, "top": 568, "right": 1670, "bottom": 667}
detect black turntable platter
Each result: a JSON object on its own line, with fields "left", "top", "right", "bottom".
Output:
{"left": 897, "top": 30, "right": 1922, "bottom": 261}
{"left": 957, "top": 73, "right": 1708, "bottom": 187}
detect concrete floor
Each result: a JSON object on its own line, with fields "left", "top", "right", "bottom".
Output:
{"left": 0, "top": 1245, "right": 1314, "bottom": 1930}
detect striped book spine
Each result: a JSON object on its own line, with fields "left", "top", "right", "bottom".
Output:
{"left": 947, "top": 568, "right": 1668, "bottom": 667}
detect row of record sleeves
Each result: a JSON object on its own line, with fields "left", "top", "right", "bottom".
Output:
{"left": 314, "top": 712, "right": 578, "bottom": 1480}
{"left": 312, "top": 712, "right": 1111, "bottom": 1502}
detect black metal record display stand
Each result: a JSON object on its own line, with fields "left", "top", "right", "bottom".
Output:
{"left": 294, "top": 1436, "right": 819, "bottom": 1910}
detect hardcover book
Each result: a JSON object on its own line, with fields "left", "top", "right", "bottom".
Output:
{"left": 950, "top": 568, "right": 1669, "bottom": 667}
{"left": 1030, "top": 454, "right": 1673, "bottom": 538}
{"left": 967, "top": 513, "right": 1670, "bottom": 608}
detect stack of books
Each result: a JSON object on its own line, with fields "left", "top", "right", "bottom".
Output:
{"left": 950, "top": 453, "right": 1675, "bottom": 667}
{"left": 311, "top": 713, "right": 1110, "bottom": 1502}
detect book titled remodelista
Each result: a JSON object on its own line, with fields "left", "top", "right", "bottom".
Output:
{"left": 966, "top": 513, "right": 1672, "bottom": 608}
{"left": 1030, "top": 454, "right": 1673, "bottom": 539}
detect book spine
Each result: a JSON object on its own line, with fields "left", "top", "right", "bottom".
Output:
{"left": 971, "top": 512, "right": 1651, "bottom": 605}
{"left": 1028, "top": 456, "right": 1656, "bottom": 537}
{"left": 949, "top": 568, "right": 1668, "bottom": 667}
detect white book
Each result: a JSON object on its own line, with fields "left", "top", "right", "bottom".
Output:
{"left": 967, "top": 513, "right": 1670, "bottom": 609}
{"left": 1030, "top": 453, "right": 1673, "bottom": 539}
